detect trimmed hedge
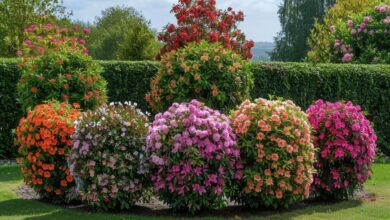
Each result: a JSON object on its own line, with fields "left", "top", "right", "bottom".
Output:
{"left": 1, "top": 60, "right": 390, "bottom": 158}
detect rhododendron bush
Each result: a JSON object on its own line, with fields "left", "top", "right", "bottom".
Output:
{"left": 16, "top": 102, "right": 80, "bottom": 202}
{"left": 230, "top": 99, "right": 315, "bottom": 208}
{"left": 145, "top": 100, "right": 242, "bottom": 213}
{"left": 145, "top": 41, "right": 253, "bottom": 113}
{"left": 157, "top": 0, "right": 254, "bottom": 60}
{"left": 307, "top": 100, "right": 376, "bottom": 199}
{"left": 330, "top": 4, "right": 390, "bottom": 63}
{"left": 17, "top": 23, "right": 107, "bottom": 112}
{"left": 69, "top": 102, "right": 150, "bottom": 210}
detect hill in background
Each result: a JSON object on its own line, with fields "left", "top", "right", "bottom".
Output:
{"left": 251, "top": 42, "right": 275, "bottom": 61}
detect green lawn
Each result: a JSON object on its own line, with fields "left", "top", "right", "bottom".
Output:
{"left": 0, "top": 164, "right": 390, "bottom": 220}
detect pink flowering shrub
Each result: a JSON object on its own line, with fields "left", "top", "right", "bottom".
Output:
{"left": 331, "top": 4, "right": 390, "bottom": 63}
{"left": 145, "top": 100, "right": 242, "bottom": 213}
{"left": 307, "top": 100, "right": 377, "bottom": 199}
{"left": 69, "top": 102, "right": 150, "bottom": 210}
{"left": 230, "top": 98, "right": 315, "bottom": 208}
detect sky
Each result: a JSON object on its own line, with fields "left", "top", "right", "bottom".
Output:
{"left": 62, "top": 0, "right": 282, "bottom": 42}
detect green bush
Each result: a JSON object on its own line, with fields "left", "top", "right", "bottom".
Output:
{"left": 145, "top": 41, "right": 253, "bottom": 113}
{"left": 1, "top": 60, "right": 390, "bottom": 158}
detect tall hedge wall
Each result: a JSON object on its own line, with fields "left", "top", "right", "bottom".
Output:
{"left": 1, "top": 60, "right": 389, "bottom": 158}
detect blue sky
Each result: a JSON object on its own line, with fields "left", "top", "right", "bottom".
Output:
{"left": 63, "top": 0, "right": 282, "bottom": 42}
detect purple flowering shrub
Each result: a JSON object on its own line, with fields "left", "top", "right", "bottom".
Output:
{"left": 145, "top": 100, "right": 242, "bottom": 213}
{"left": 331, "top": 4, "right": 390, "bottom": 63}
{"left": 307, "top": 100, "right": 377, "bottom": 200}
{"left": 69, "top": 102, "right": 150, "bottom": 210}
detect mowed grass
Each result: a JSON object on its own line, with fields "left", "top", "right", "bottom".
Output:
{"left": 0, "top": 164, "right": 389, "bottom": 220}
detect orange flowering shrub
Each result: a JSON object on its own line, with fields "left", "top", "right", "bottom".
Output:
{"left": 145, "top": 40, "right": 253, "bottom": 113}
{"left": 16, "top": 102, "right": 80, "bottom": 203}
{"left": 230, "top": 98, "right": 315, "bottom": 208}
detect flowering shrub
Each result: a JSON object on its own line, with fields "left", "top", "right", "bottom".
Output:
{"left": 69, "top": 102, "right": 150, "bottom": 210}
{"left": 330, "top": 4, "right": 390, "bottom": 63}
{"left": 145, "top": 100, "right": 242, "bottom": 213}
{"left": 230, "top": 98, "right": 315, "bottom": 208}
{"left": 16, "top": 102, "right": 80, "bottom": 203}
{"left": 157, "top": 0, "right": 254, "bottom": 60}
{"left": 145, "top": 41, "right": 253, "bottom": 113}
{"left": 307, "top": 100, "right": 376, "bottom": 199}
{"left": 17, "top": 23, "right": 107, "bottom": 112}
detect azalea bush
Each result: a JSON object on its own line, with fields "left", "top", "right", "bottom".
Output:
{"left": 330, "top": 4, "right": 390, "bottom": 63}
{"left": 16, "top": 102, "right": 80, "bottom": 203}
{"left": 157, "top": 0, "right": 254, "bottom": 60}
{"left": 69, "top": 102, "right": 150, "bottom": 210}
{"left": 145, "top": 41, "right": 253, "bottom": 113}
{"left": 17, "top": 23, "right": 107, "bottom": 112}
{"left": 307, "top": 100, "right": 376, "bottom": 200}
{"left": 145, "top": 100, "right": 242, "bottom": 213}
{"left": 230, "top": 98, "right": 315, "bottom": 208}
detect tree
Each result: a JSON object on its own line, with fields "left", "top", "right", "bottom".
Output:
{"left": 270, "top": 0, "right": 335, "bottom": 62}
{"left": 307, "top": 0, "right": 390, "bottom": 63}
{"left": 87, "top": 6, "right": 159, "bottom": 61}
{"left": 157, "top": 0, "right": 254, "bottom": 60}
{"left": 0, "top": 0, "right": 69, "bottom": 57}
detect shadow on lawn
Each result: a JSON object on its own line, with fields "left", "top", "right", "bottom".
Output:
{"left": 0, "top": 165, "right": 22, "bottom": 182}
{"left": 0, "top": 197, "right": 363, "bottom": 220}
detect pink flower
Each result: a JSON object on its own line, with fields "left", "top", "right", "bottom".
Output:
{"left": 341, "top": 53, "right": 353, "bottom": 62}
{"left": 83, "top": 28, "right": 91, "bottom": 34}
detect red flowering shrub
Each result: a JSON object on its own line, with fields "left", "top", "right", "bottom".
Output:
{"left": 17, "top": 23, "right": 107, "bottom": 112}
{"left": 145, "top": 100, "right": 242, "bottom": 213}
{"left": 145, "top": 41, "right": 253, "bottom": 113}
{"left": 157, "top": 0, "right": 254, "bottom": 60}
{"left": 230, "top": 99, "right": 315, "bottom": 208}
{"left": 16, "top": 102, "right": 80, "bottom": 203}
{"left": 307, "top": 100, "right": 377, "bottom": 199}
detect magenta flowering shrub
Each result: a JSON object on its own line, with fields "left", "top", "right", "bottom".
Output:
{"left": 230, "top": 99, "right": 315, "bottom": 208}
{"left": 146, "top": 100, "right": 242, "bottom": 213}
{"left": 331, "top": 4, "right": 390, "bottom": 63}
{"left": 307, "top": 100, "right": 377, "bottom": 199}
{"left": 69, "top": 102, "right": 150, "bottom": 210}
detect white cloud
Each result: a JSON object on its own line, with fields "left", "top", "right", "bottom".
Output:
{"left": 63, "top": 0, "right": 282, "bottom": 41}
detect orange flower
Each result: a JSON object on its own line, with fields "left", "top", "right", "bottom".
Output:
{"left": 271, "top": 153, "right": 279, "bottom": 161}
{"left": 43, "top": 171, "right": 51, "bottom": 178}
{"left": 194, "top": 74, "right": 200, "bottom": 81}
{"left": 54, "top": 189, "right": 62, "bottom": 195}
{"left": 72, "top": 103, "right": 80, "bottom": 109}
{"left": 31, "top": 87, "right": 38, "bottom": 93}
{"left": 60, "top": 180, "right": 68, "bottom": 187}
{"left": 66, "top": 175, "right": 73, "bottom": 182}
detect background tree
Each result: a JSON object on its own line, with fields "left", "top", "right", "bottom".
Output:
{"left": 270, "top": 0, "right": 335, "bottom": 62}
{"left": 0, "top": 0, "right": 69, "bottom": 57}
{"left": 87, "top": 6, "right": 159, "bottom": 61}
{"left": 307, "top": 0, "right": 390, "bottom": 63}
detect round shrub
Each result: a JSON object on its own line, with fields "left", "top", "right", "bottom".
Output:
{"left": 145, "top": 100, "right": 242, "bottom": 213}
{"left": 16, "top": 102, "right": 80, "bottom": 202}
{"left": 230, "top": 98, "right": 315, "bottom": 208}
{"left": 145, "top": 41, "right": 253, "bottom": 113}
{"left": 17, "top": 23, "right": 107, "bottom": 112}
{"left": 307, "top": 100, "right": 376, "bottom": 199}
{"left": 69, "top": 102, "right": 150, "bottom": 210}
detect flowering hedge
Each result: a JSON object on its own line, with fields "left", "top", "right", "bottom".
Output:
{"left": 230, "top": 98, "right": 315, "bottom": 208}
{"left": 146, "top": 100, "right": 242, "bottom": 213}
{"left": 17, "top": 23, "right": 107, "bottom": 112}
{"left": 331, "top": 4, "right": 390, "bottom": 63}
{"left": 69, "top": 102, "right": 150, "bottom": 210}
{"left": 146, "top": 41, "right": 253, "bottom": 113}
{"left": 307, "top": 100, "right": 376, "bottom": 199}
{"left": 157, "top": 0, "right": 254, "bottom": 60}
{"left": 16, "top": 102, "right": 80, "bottom": 202}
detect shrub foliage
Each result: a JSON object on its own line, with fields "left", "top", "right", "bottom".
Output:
{"left": 230, "top": 98, "right": 315, "bottom": 208}
{"left": 16, "top": 102, "right": 80, "bottom": 202}
{"left": 146, "top": 41, "right": 253, "bottom": 113}
{"left": 69, "top": 102, "right": 150, "bottom": 210}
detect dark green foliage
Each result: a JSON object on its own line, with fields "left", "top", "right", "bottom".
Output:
{"left": 1, "top": 60, "right": 390, "bottom": 158}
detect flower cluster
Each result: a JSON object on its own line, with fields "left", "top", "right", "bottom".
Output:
{"left": 330, "top": 4, "right": 390, "bottom": 63}
{"left": 69, "top": 102, "right": 150, "bottom": 210}
{"left": 230, "top": 99, "right": 315, "bottom": 208}
{"left": 307, "top": 100, "right": 376, "bottom": 199}
{"left": 145, "top": 100, "right": 242, "bottom": 213}
{"left": 17, "top": 22, "right": 107, "bottom": 112}
{"left": 145, "top": 41, "right": 253, "bottom": 113}
{"left": 157, "top": 0, "right": 254, "bottom": 60}
{"left": 16, "top": 102, "right": 80, "bottom": 202}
